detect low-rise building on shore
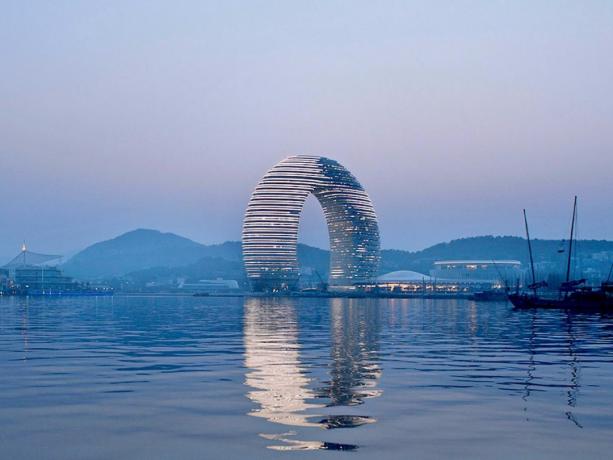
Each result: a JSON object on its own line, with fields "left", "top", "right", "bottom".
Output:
{"left": 370, "top": 260, "right": 523, "bottom": 295}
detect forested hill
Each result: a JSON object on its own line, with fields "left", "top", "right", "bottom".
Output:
{"left": 380, "top": 236, "right": 613, "bottom": 275}
{"left": 62, "top": 229, "right": 328, "bottom": 280}
{"left": 62, "top": 229, "right": 241, "bottom": 279}
{"left": 63, "top": 230, "right": 613, "bottom": 281}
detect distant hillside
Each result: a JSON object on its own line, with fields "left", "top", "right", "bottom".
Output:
{"left": 121, "top": 242, "right": 330, "bottom": 286}
{"left": 63, "top": 229, "right": 331, "bottom": 280}
{"left": 63, "top": 229, "right": 210, "bottom": 279}
{"left": 192, "top": 241, "right": 242, "bottom": 261}
{"left": 297, "top": 244, "right": 330, "bottom": 276}
{"left": 124, "top": 256, "right": 246, "bottom": 286}
{"left": 64, "top": 230, "right": 613, "bottom": 282}
{"left": 381, "top": 236, "right": 613, "bottom": 275}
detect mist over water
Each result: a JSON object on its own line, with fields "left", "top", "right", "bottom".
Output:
{"left": 2, "top": 296, "right": 613, "bottom": 458}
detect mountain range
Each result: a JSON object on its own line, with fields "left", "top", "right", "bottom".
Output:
{"left": 61, "top": 229, "right": 613, "bottom": 284}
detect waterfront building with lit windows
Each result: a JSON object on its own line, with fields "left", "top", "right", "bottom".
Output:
{"left": 178, "top": 279, "right": 241, "bottom": 294}
{"left": 14, "top": 266, "right": 76, "bottom": 293}
{"left": 372, "top": 261, "right": 523, "bottom": 295}
{"left": 1, "top": 244, "right": 112, "bottom": 295}
{"left": 2, "top": 245, "right": 71, "bottom": 294}
{"left": 429, "top": 260, "right": 522, "bottom": 286}
{"left": 242, "top": 155, "right": 380, "bottom": 292}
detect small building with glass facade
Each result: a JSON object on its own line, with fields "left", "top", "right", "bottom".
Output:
{"left": 430, "top": 260, "right": 522, "bottom": 287}
{"left": 371, "top": 260, "right": 523, "bottom": 294}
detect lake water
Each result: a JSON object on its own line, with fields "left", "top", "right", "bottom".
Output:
{"left": 1, "top": 296, "right": 613, "bottom": 459}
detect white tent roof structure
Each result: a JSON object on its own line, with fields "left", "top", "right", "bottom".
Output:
{"left": 2, "top": 245, "right": 62, "bottom": 268}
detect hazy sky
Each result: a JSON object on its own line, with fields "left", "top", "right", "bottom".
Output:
{"left": 1, "top": 1, "right": 612, "bottom": 260}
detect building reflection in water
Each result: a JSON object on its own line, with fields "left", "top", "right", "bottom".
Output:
{"left": 244, "top": 298, "right": 323, "bottom": 428}
{"left": 243, "top": 298, "right": 381, "bottom": 451}
{"left": 317, "top": 298, "right": 382, "bottom": 408}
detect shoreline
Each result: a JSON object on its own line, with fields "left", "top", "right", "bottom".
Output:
{"left": 1, "top": 291, "right": 481, "bottom": 300}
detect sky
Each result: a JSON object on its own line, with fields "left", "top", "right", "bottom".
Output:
{"left": 1, "top": 1, "right": 612, "bottom": 261}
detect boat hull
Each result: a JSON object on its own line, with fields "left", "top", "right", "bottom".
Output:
{"left": 508, "top": 293, "right": 613, "bottom": 310}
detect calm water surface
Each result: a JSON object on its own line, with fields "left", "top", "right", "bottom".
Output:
{"left": 1, "top": 296, "right": 613, "bottom": 459}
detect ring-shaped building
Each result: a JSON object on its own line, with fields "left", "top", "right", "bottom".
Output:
{"left": 242, "top": 155, "right": 380, "bottom": 291}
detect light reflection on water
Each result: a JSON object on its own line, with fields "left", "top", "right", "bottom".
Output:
{"left": 244, "top": 299, "right": 324, "bottom": 429}
{"left": 1, "top": 296, "right": 613, "bottom": 458}
{"left": 244, "top": 298, "right": 380, "bottom": 450}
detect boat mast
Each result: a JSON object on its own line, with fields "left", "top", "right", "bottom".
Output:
{"left": 565, "top": 196, "right": 577, "bottom": 285}
{"left": 523, "top": 209, "right": 537, "bottom": 295}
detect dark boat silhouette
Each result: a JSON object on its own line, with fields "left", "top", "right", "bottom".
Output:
{"left": 508, "top": 196, "right": 613, "bottom": 310}
{"left": 508, "top": 283, "right": 613, "bottom": 310}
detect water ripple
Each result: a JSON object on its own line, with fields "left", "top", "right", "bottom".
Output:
{"left": 1, "top": 296, "right": 613, "bottom": 458}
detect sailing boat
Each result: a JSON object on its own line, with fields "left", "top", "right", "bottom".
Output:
{"left": 508, "top": 196, "right": 613, "bottom": 310}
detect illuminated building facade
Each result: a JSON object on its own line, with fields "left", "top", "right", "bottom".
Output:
{"left": 368, "top": 262, "right": 523, "bottom": 294}
{"left": 242, "top": 155, "right": 380, "bottom": 291}
{"left": 430, "top": 260, "right": 522, "bottom": 284}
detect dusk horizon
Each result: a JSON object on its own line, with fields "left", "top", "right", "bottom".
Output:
{"left": 1, "top": 189, "right": 607, "bottom": 262}
{"left": 2, "top": 1, "right": 612, "bottom": 259}
{"left": 5, "top": 225, "right": 613, "bottom": 266}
